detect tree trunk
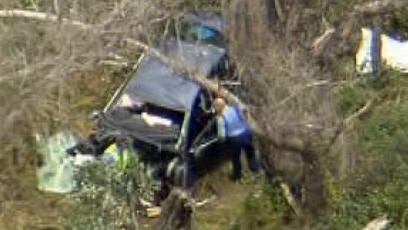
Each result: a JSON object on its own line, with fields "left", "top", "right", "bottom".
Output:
{"left": 154, "top": 189, "right": 193, "bottom": 230}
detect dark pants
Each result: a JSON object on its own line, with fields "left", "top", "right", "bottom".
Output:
{"left": 227, "top": 132, "right": 260, "bottom": 180}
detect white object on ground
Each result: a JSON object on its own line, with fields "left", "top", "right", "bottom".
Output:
{"left": 73, "top": 154, "right": 95, "bottom": 166}
{"left": 141, "top": 112, "right": 172, "bottom": 127}
{"left": 356, "top": 27, "right": 408, "bottom": 74}
{"left": 36, "top": 131, "right": 79, "bottom": 194}
{"left": 361, "top": 215, "right": 390, "bottom": 230}
{"left": 119, "top": 94, "right": 134, "bottom": 107}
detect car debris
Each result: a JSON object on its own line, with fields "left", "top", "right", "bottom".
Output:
{"left": 36, "top": 131, "right": 90, "bottom": 194}
{"left": 356, "top": 27, "right": 408, "bottom": 74}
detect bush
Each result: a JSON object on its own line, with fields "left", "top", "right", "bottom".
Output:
{"left": 62, "top": 151, "right": 162, "bottom": 230}
{"left": 320, "top": 73, "right": 408, "bottom": 230}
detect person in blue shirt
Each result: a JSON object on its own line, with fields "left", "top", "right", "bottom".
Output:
{"left": 213, "top": 97, "right": 261, "bottom": 181}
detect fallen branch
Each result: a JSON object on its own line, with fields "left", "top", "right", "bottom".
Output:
{"left": 0, "top": 10, "right": 92, "bottom": 29}
{"left": 98, "top": 60, "right": 129, "bottom": 68}
{"left": 353, "top": 0, "right": 408, "bottom": 15}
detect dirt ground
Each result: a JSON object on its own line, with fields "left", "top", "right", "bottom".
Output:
{"left": 0, "top": 170, "right": 69, "bottom": 230}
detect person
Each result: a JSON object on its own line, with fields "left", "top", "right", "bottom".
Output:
{"left": 213, "top": 96, "right": 261, "bottom": 181}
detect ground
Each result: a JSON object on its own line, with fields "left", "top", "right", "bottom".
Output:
{"left": 0, "top": 162, "right": 259, "bottom": 230}
{"left": 0, "top": 170, "right": 68, "bottom": 230}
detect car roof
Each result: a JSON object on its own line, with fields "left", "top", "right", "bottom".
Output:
{"left": 118, "top": 40, "right": 226, "bottom": 112}
{"left": 126, "top": 54, "right": 202, "bottom": 112}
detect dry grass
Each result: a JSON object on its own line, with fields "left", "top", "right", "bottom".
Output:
{"left": 222, "top": 0, "right": 343, "bottom": 214}
{"left": 0, "top": 0, "right": 191, "bottom": 171}
{"left": 0, "top": 0, "right": 387, "bottom": 228}
{"left": 0, "top": 0, "right": 199, "bottom": 228}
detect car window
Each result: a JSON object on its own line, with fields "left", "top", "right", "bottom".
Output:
{"left": 179, "top": 22, "right": 226, "bottom": 47}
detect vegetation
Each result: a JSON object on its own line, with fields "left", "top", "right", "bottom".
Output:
{"left": 0, "top": 0, "right": 408, "bottom": 229}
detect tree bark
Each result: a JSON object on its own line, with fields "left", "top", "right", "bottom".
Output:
{"left": 154, "top": 189, "right": 192, "bottom": 230}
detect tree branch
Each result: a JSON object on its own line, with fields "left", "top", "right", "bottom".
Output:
{"left": 271, "top": 80, "right": 331, "bottom": 112}
{"left": 353, "top": 0, "right": 408, "bottom": 15}
{"left": 323, "top": 98, "right": 374, "bottom": 155}
{"left": 0, "top": 9, "right": 91, "bottom": 29}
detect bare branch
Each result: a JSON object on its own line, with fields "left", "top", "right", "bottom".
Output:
{"left": 344, "top": 99, "right": 373, "bottom": 125}
{"left": 100, "top": 0, "right": 132, "bottom": 26}
{"left": 271, "top": 80, "right": 331, "bottom": 112}
{"left": 311, "top": 28, "right": 335, "bottom": 57}
{"left": 353, "top": 0, "right": 408, "bottom": 15}
{"left": 323, "top": 98, "right": 374, "bottom": 155}
{"left": 0, "top": 9, "right": 92, "bottom": 29}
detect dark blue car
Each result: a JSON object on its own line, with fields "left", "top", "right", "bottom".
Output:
{"left": 69, "top": 11, "right": 238, "bottom": 201}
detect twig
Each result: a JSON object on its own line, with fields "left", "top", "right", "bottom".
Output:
{"left": 98, "top": 60, "right": 129, "bottom": 67}
{"left": 344, "top": 99, "right": 373, "bottom": 125}
{"left": 323, "top": 98, "right": 374, "bottom": 154}
{"left": 311, "top": 28, "right": 336, "bottom": 57}
{"left": 271, "top": 80, "right": 331, "bottom": 112}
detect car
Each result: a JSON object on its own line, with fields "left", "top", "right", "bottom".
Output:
{"left": 68, "top": 11, "right": 238, "bottom": 203}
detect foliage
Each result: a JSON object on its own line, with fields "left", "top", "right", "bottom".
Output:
{"left": 231, "top": 179, "right": 291, "bottom": 230}
{"left": 62, "top": 163, "right": 137, "bottom": 230}
{"left": 319, "top": 72, "right": 408, "bottom": 230}
{"left": 62, "top": 151, "right": 162, "bottom": 230}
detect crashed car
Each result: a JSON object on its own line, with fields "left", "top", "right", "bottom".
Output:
{"left": 68, "top": 11, "right": 237, "bottom": 201}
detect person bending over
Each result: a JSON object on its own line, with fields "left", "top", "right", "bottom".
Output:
{"left": 213, "top": 97, "right": 260, "bottom": 181}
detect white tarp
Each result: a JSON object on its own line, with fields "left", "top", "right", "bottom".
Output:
{"left": 356, "top": 27, "right": 408, "bottom": 74}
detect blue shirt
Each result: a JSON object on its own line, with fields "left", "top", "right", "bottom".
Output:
{"left": 217, "top": 105, "right": 250, "bottom": 140}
